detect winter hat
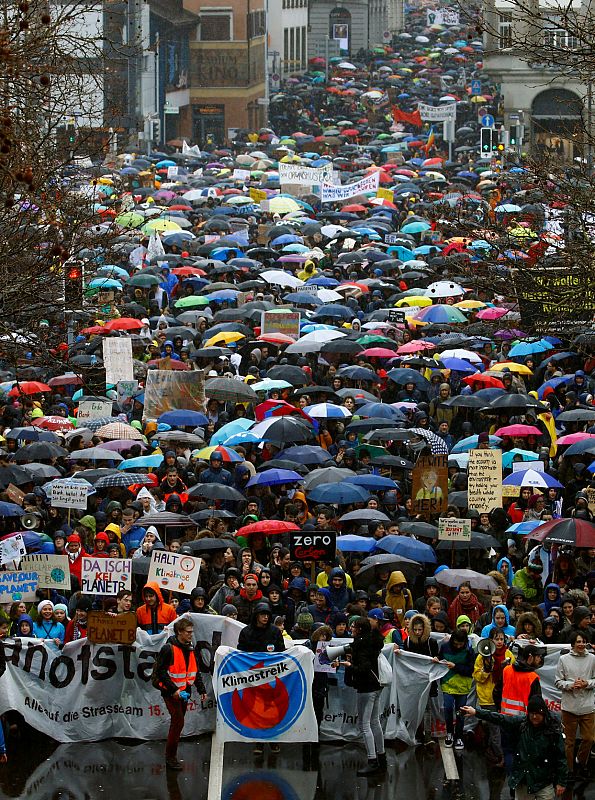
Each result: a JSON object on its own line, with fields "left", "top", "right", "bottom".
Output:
{"left": 527, "top": 695, "right": 548, "bottom": 715}
{"left": 222, "top": 604, "right": 238, "bottom": 616}
{"left": 573, "top": 605, "right": 592, "bottom": 623}
{"left": 296, "top": 612, "right": 314, "bottom": 628}
{"left": 37, "top": 600, "right": 54, "bottom": 614}
{"left": 456, "top": 614, "right": 473, "bottom": 627}
{"left": 368, "top": 608, "right": 385, "bottom": 620}
{"left": 76, "top": 597, "right": 93, "bottom": 612}
{"left": 67, "top": 534, "right": 81, "bottom": 544}
{"left": 404, "top": 609, "right": 419, "bottom": 620}
{"left": 78, "top": 515, "right": 96, "bottom": 534}
{"left": 53, "top": 603, "right": 68, "bottom": 617}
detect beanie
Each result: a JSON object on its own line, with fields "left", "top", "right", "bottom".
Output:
{"left": 222, "top": 604, "right": 238, "bottom": 616}
{"left": 296, "top": 612, "right": 314, "bottom": 628}
{"left": 37, "top": 600, "right": 54, "bottom": 615}
{"left": 527, "top": 695, "right": 548, "bottom": 715}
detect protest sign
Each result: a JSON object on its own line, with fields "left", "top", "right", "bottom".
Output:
{"left": 5, "top": 483, "right": 25, "bottom": 505}
{"left": 418, "top": 102, "right": 457, "bottom": 121}
{"left": 290, "top": 531, "right": 336, "bottom": 561}
{"left": 166, "top": 165, "right": 178, "bottom": 180}
{"left": 249, "top": 187, "right": 267, "bottom": 203}
{"left": 502, "top": 484, "right": 520, "bottom": 497}
{"left": 81, "top": 558, "right": 132, "bottom": 595}
{"left": 143, "top": 369, "right": 205, "bottom": 420}
{"left": 468, "top": 449, "right": 502, "bottom": 512}
{"left": 77, "top": 400, "right": 113, "bottom": 423}
{"left": 512, "top": 460, "right": 544, "bottom": 473}
{"left": 232, "top": 168, "right": 251, "bottom": 181}
{"left": 278, "top": 162, "right": 336, "bottom": 187}
{"left": 0, "top": 534, "right": 26, "bottom": 567}
{"left": 116, "top": 379, "right": 139, "bottom": 407}
{"left": 387, "top": 309, "right": 406, "bottom": 323}
{"left": 314, "top": 642, "right": 336, "bottom": 673}
{"left": 586, "top": 486, "right": 595, "bottom": 515}
{"left": 214, "top": 645, "right": 318, "bottom": 743}
{"left": 147, "top": 550, "right": 200, "bottom": 595}
{"left": 103, "top": 338, "right": 133, "bottom": 384}
{"left": 412, "top": 454, "right": 448, "bottom": 515}
{"left": 50, "top": 480, "right": 89, "bottom": 510}
{"left": 320, "top": 172, "right": 380, "bottom": 203}
{"left": 426, "top": 7, "right": 459, "bottom": 25}
{"left": 438, "top": 518, "right": 472, "bottom": 541}
{"left": 87, "top": 612, "right": 137, "bottom": 646}
{"left": 376, "top": 187, "right": 394, "bottom": 202}
{"left": 261, "top": 310, "right": 301, "bottom": 338}
{"left": 20, "top": 554, "right": 71, "bottom": 590}
{"left": 0, "top": 570, "right": 38, "bottom": 602}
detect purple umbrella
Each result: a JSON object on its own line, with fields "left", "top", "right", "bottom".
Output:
{"left": 99, "top": 439, "right": 148, "bottom": 453}
{"left": 493, "top": 328, "right": 527, "bottom": 339}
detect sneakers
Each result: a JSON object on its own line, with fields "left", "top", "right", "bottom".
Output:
{"left": 166, "top": 759, "right": 183, "bottom": 771}
{"left": 454, "top": 738, "right": 464, "bottom": 751}
{"left": 444, "top": 734, "right": 454, "bottom": 747}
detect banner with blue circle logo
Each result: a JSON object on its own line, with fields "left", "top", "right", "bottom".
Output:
{"left": 214, "top": 645, "right": 318, "bottom": 743}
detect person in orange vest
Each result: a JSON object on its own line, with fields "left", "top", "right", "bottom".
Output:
{"left": 154, "top": 617, "right": 207, "bottom": 770}
{"left": 500, "top": 644, "right": 544, "bottom": 783}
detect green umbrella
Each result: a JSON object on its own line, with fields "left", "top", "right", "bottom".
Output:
{"left": 115, "top": 212, "right": 144, "bottom": 229}
{"left": 128, "top": 273, "right": 160, "bottom": 288}
{"left": 174, "top": 295, "right": 209, "bottom": 309}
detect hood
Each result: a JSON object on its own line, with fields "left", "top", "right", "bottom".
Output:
{"left": 542, "top": 582, "right": 561, "bottom": 612}
{"left": 516, "top": 611, "right": 542, "bottom": 638}
{"left": 79, "top": 515, "right": 97, "bottom": 535}
{"left": 491, "top": 603, "right": 511, "bottom": 627}
{"left": 288, "top": 577, "right": 308, "bottom": 594}
{"left": 328, "top": 567, "right": 346, "bottom": 585}
{"left": 456, "top": 614, "right": 473, "bottom": 627}
{"left": 94, "top": 532, "right": 110, "bottom": 545}
{"left": 142, "top": 581, "right": 165, "bottom": 606}
{"left": 431, "top": 610, "right": 451, "bottom": 631}
{"left": 386, "top": 571, "right": 407, "bottom": 593}
{"left": 17, "top": 613, "right": 34, "bottom": 632}
{"left": 105, "top": 501, "right": 122, "bottom": 515}
{"left": 407, "top": 613, "right": 431, "bottom": 644}
{"left": 496, "top": 557, "right": 515, "bottom": 587}
{"left": 293, "top": 490, "right": 308, "bottom": 507}
{"left": 316, "top": 587, "right": 332, "bottom": 607}
{"left": 105, "top": 523, "right": 122, "bottom": 540}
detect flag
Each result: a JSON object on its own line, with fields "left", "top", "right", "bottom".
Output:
{"left": 424, "top": 126, "right": 435, "bottom": 153}
{"left": 391, "top": 106, "right": 423, "bottom": 128}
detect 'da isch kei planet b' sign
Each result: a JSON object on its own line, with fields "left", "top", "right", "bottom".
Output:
{"left": 81, "top": 558, "right": 132, "bottom": 595}
{"left": 147, "top": 550, "right": 200, "bottom": 594}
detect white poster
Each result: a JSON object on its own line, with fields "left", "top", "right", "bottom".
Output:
{"left": 214, "top": 644, "right": 318, "bottom": 743}
{"left": 320, "top": 172, "right": 380, "bottom": 203}
{"left": 103, "top": 338, "right": 133, "bottom": 384}
{"left": 50, "top": 480, "right": 89, "bottom": 510}
{"left": 278, "top": 162, "right": 337, "bottom": 187}
{"left": 426, "top": 8, "right": 459, "bottom": 25}
{"left": 81, "top": 557, "right": 132, "bottom": 595}
{"left": 418, "top": 102, "right": 457, "bottom": 121}
{"left": 77, "top": 400, "right": 113, "bottom": 423}
{"left": 147, "top": 550, "right": 200, "bottom": 595}
{"left": 0, "top": 533, "right": 26, "bottom": 566}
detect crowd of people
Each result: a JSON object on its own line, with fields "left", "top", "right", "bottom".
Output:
{"left": 0, "top": 5, "right": 593, "bottom": 795}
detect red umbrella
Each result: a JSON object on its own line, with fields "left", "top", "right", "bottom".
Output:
{"left": 524, "top": 518, "right": 595, "bottom": 548}
{"left": 341, "top": 204, "right": 368, "bottom": 213}
{"left": 171, "top": 266, "right": 206, "bottom": 277}
{"left": 34, "top": 417, "right": 76, "bottom": 432}
{"left": 258, "top": 333, "right": 296, "bottom": 345}
{"left": 359, "top": 347, "right": 399, "bottom": 358}
{"left": 342, "top": 128, "right": 360, "bottom": 137}
{"left": 8, "top": 381, "right": 51, "bottom": 396}
{"left": 254, "top": 400, "right": 312, "bottom": 424}
{"left": 494, "top": 424, "right": 542, "bottom": 437}
{"left": 103, "top": 318, "right": 144, "bottom": 331}
{"left": 236, "top": 520, "right": 300, "bottom": 538}
{"left": 462, "top": 373, "right": 504, "bottom": 389}
{"left": 80, "top": 325, "right": 106, "bottom": 335}
{"left": 47, "top": 374, "right": 83, "bottom": 387}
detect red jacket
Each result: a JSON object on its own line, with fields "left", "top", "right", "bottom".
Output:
{"left": 67, "top": 548, "right": 87, "bottom": 582}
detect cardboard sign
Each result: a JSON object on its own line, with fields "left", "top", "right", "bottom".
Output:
{"left": 260, "top": 310, "right": 301, "bottom": 338}
{"left": 468, "top": 449, "right": 502, "bottom": 513}
{"left": 585, "top": 487, "right": 595, "bottom": 515}
{"left": 143, "top": 369, "right": 205, "bottom": 420}
{"left": 81, "top": 558, "right": 132, "bottom": 595}
{"left": 438, "top": 518, "right": 472, "bottom": 541}
{"left": 20, "top": 554, "right": 71, "bottom": 590}
{"left": 412, "top": 454, "right": 448, "bottom": 515}
{"left": 290, "top": 530, "right": 336, "bottom": 561}
{"left": 103, "top": 338, "right": 133, "bottom": 384}
{"left": 147, "top": 550, "right": 200, "bottom": 595}
{"left": 50, "top": 480, "right": 89, "bottom": 510}
{"left": 6, "top": 483, "right": 25, "bottom": 506}
{"left": 87, "top": 611, "right": 137, "bottom": 645}
{"left": 0, "top": 571, "right": 38, "bottom": 603}
{"left": 77, "top": 400, "right": 113, "bottom": 422}
{"left": 502, "top": 484, "right": 520, "bottom": 498}
{"left": 233, "top": 168, "right": 251, "bottom": 182}
{"left": 0, "top": 534, "right": 26, "bottom": 567}
{"left": 320, "top": 171, "right": 380, "bottom": 204}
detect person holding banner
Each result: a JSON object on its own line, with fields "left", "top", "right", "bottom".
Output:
{"left": 154, "top": 617, "right": 207, "bottom": 770}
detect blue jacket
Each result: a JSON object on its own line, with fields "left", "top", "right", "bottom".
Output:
{"left": 480, "top": 604, "right": 516, "bottom": 639}
{"left": 538, "top": 583, "right": 562, "bottom": 617}
{"left": 122, "top": 524, "right": 146, "bottom": 554}
{"left": 200, "top": 466, "right": 233, "bottom": 486}
{"left": 496, "top": 556, "right": 515, "bottom": 587}
{"left": 33, "top": 619, "right": 65, "bottom": 644}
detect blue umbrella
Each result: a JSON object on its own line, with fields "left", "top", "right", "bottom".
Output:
{"left": 0, "top": 501, "right": 24, "bottom": 517}
{"left": 205, "top": 290, "right": 240, "bottom": 302}
{"left": 562, "top": 439, "right": 595, "bottom": 457}
{"left": 312, "top": 304, "right": 352, "bottom": 320}
{"left": 451, "top": 434, "right": 502, "bottom": 453}
{"left": 387, "top": 368, "right": 430, "bottom": 390}
{"left": 119, "top": 454, "right": 164, "bottom": 470}
{"left": 503, "top": 469, "right": 563, "bottom": 489}
{"left": 374, "top": 535, "right": 436, "bottom": 563}
{"left": 502, "top": 449, "right": 540, "bottom": 469}
{"left": 222, "top": 431, "right": 263, "bottom": 446}
{"left": 338, "top": 366, "right": 378, "bottom": 381}
{"left": 271, "top": 234, "right": 303, "bottom": 245}
{"left": 247, "top": 469, "right": 303, "bottom": 487}
{"left": 357, "top": 403, "right": 405, "bottom": 421}
{"left": 305, "top": 277, "right": 339, "bottom": 287}
{"left": 537, "top": 375, "right": 573, "bottom": 399}
{"left": 159, "top": 410, "right": 209, "bottom": 427}
{"left": 336, "top": 535, "right": 376, "bottom": 553}
{"left": 307, "top": 482, "right": 370, "bottom": 505}
{"left": 506, "top": 520, "right": 543, "bottom": 535}
{"left": 508, "top": 341, "right": 550, "bottom": 358}
{"left": 278, "top": 445, "right": 333, "bottom": 465}
{"left": 441, "top": 357, "right": 477, "bottom": 373}
{"left": 345, "top": 475, "right": 399, "bottom": 490}
{"left": 283, "top": 292, "right": 323, "bottom": 306}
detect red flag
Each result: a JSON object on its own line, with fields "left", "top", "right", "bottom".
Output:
{"left": 391, "top": 106, "right": 423, "bottom": 127}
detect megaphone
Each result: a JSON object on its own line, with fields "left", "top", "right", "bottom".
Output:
{"left": 21, "top": 512, "right": 42, "bottom": 530}
{"left": 477, "top": 638, "right": 496, "bottom": 657}
{"left": 321, "top": 644, "right": 349, "bottom": 664}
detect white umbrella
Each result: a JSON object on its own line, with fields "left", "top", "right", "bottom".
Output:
{"left": 321, "top": 224, "right": 350, "bottom": 237}
{"left": 416, "top": 35, "right": 430, "bottom": 42}
{"left": 424, "top": 280, "right": 465, "bottom": 298}
{"left": 285, "top": 329, "right": 345, "bottom": 354}
{"left": 318, "top": 288, "right": 343, "bottom": 303}
{"left": 260, "top": 270, "right": 304, "bottom": 288}
{"left": 440, "top": 348, "right": 483, "bottom": 363}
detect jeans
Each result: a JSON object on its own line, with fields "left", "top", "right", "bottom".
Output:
{"left": 442, "top": 693, "right": 467, "bottom": 739}
{"left": 561, "top": 710, "right": 594, "bottom": 770}
{"left": 164, "top": 695, "right": 187, "bottom": 760}
{"left": 357, "top": 690, "right": 384, "bottom": 759}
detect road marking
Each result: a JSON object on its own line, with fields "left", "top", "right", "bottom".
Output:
{"left": 207, "top": 733, "right": 224, "bottom": 800}
{"left": 439, "top": 741, "right": 460, "bottom": 781}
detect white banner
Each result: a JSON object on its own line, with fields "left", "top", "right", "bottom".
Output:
{"left": 77, "top": 400, "right": 113, "bottom": 423}
{"left": 103, "top": 338, "right": 133, "bottom": 384}
{"left": 426, "top": 8, "right": 460, "bottom": 25}
{"left": 418, "top": 102, "right": 457, "bottom": 121}
{"left": 215, "top": 644, "right": 318, "bottom": 743}
{"left": 81, "top": 557, "right": 132, "bottom": 594}
{"left": 320, "top": 172, "right": 380, "bottom": 204}
{"left": 278, "top": 162, "right": 337, "bottom": 187}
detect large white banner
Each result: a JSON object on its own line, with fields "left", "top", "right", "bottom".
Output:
{"left": 418, "top": 102, "right": 457, "bottom": 121}
{"left": 214, "top": 644, "right": 318, "bottom": 743}
{"left": 278, "top": 162, "right": 337, "bottom": 187}
{"left": 103, "top": 338, "right": 133, "bottom": 384}
{"left": 320, "top": 172, "right": 380, "bottom": 204}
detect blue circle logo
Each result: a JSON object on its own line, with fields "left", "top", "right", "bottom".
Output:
{"left": 217, "top": 651, "right": 306, "bottom": 739}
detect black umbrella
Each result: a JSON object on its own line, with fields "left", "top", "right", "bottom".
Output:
{"left": 4, "top": 427, "right": 59, "bottom": 442}
{"left": 442, "top": 395, "right": 486, "bottom": 409}
{"left": 370, "top": 455, "right": 413, "bottom": 469}
{"left": 136, "top": 512, "right": 197, "bottom": 528}
{"left": 320, "top": 340, "right": 365, "bottom": 356}
{"left": 14, "top": 442, "right": 69, "bottom": 462}
{"left": 188, "top": 510, "right": 237, "bottom": 521}
{"left": 338, "top": 509, "right": 391, "bottom": 523}
{"left": 398, "top": 521, "right": 439, "bottom": 538}
{"left": 346, "top": 418, "right": 402, "bottom": 434}
{"left": 483, "top": 394, "right": 548, "bottom": 414}
{"left": 556, "top": 409, "right": 595, "bottom": 423}
{"left": 364, "top": 429, "right": 411, "bottom": 443}
{"left": 355, "top": 554, "right": 422, "bottom": 587}
{"left": 0, "top": 465, "right": 34, "bottom": 487}
{"left": 448, "top": 491, "right": 468, "bottom": 508}
{"left": 266, "top": 365, "right": 309, "bottom": 386}
{"left": 436, "top": 532, "right": 501, "bottom": 551}
{"left": 258, "top": 459, "right": 309, "bottom": 475}
{"left": 205, "top": 377, "right": 258, "bottom": 403}
{"left": 187, "top": 483, "right": 246, "bottom": 502}
{"left": 184, "top": 538, "right": 239, "bottom": 554}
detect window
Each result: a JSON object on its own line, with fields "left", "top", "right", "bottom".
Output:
{"left": 498, "top": 13, "right": 512, "bottom": 49}
{"left": 247, "top": 9, "right": 265, "bottom": 38}
{"left": 543, "top": 19, "right": 578, "bottom": 50}
{"left": 290, "top": 26, "right": 295, "bottom": 65}
{"left": 199, "top": 12, "right": 231, "bottom": 41}
{"left": 283, "top": 27, "right": 289, "bottom": 73}
{"left": 301, "top": 25, "right": 306, "bottom": 68}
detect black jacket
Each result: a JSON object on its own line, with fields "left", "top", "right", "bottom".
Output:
{"left": 237, "top": 622, "right": 286, "bottom": 652}
{"left": 154, "top": 635, "right": 207, "bottom": 697}
{"left": 345, "top": 629, "right": 384, "bottom": 693}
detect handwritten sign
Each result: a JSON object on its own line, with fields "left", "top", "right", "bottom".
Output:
{"left": 20, "top": 554, "right": 71, "bottom": 590}
{"left": 320, "top": 171, "right": 380, "bottom": 204}
{"left": 147, "top": 550, "right": 200, "bottom": 595}
{"left": 0, "top": 571, "right": 38, "bottom": 603}
{"left": 81, "top": 558, "right": 132, "bottom": 595}
{"left": 87, "top": 611, "right": 137, "bottom": 645}
{"left": 438, "top": 518, "right": 472, "bottom": 541}
{"left": 116, "top": 380, "right": 139, "bottom": 407}
{"left": 585, "top": 487, "right": 595, "bottom": 515}
{"left": 468, "top": 449, "right": 502, "bottom": 513}
{"left": 412, "top": 454, "right": 448, "bottom": 515}
{"left": 233, "top": 168, "right": 251, "bottom": 182}
{"left": 77, "top": 400, "right": 113, "bottom": 423}
{"left": 5, "top": 483, "right": 25, "bottom": 505}
{"left": 103, "top": 338, "right": 133, "bottom": 384}
{"left": 502, "top": 484, "right": 520, "bottom": 498}
{"left": 249, "top": 187, "right": 267, "bottom": 203}
{"left": 376, "top": 187, "right": 394, "bottom": 202}
{"left": 260, "top": 310, "right": 301, "bottom": 338}
{"left": 278, "top": 162, "right": 336, "bottom": 187}
{"left": 0, "top": 534, "right": 26, "bottom": 567}
{"left": 143, "top": 369, "right": 205, "bottom": 420}
{"left": 387, "top": 309, "right": 406, "bottom": 323}
{"left": 50, "top": 480, "right": 89, "bottom": 510}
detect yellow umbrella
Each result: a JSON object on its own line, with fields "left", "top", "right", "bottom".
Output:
{"left": 268, "top": 196, "right": 301, "bottom": 213}
{"left": 141, "top": 219, "right": 182, "bottom": 234}
{"left": 490, "top": 362, "right": 533, "bottom": 375}
{"left": 470, "top": 95, "right": 487, "bottom": 103}
{"left": 396, "top": 296, "right": 432, "bottom": 307}
{"left": 204, "top": 331, "right": 246, "bottom": 347}
{"left": 454, "top": 300, "right": 486, "bottom": 309}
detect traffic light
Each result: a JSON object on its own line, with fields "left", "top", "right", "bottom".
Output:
{"left": 509, "top": 125, "right": 518, "bottom": 146}
{"left": 151, "top": 119, "right": 160, "bottom": 142}
{"left": 480, "top": 127, "right": 491, "bottom": 153}
{"left": 64, "top": 264, "right": 83, "bottom": 309}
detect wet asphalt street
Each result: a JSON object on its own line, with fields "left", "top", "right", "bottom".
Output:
{"left": 0, "top": 729, "right": 592, "bottom": 800}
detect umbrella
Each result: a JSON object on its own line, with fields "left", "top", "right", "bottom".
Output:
{"left": 4, "top": 427, "right": 59, "bottom": 442}
{"left": 494, "top": 425, "right": 542, "bottom": 437}
{"left": 556, "top": 409, "right": 595, "bottom": 423}
{"left": 307, "top": 482, "right": 370, "bottom": 504}
{"left": 277, "top": 445, "right": 333, "bottom": 465}
{"left": 205, "top": 378, "right": 258, "bottom": 403}
{"left": 355, "top": 553, "right": 422, "bottom": 585}
{"left": 14, "top": 442, "right": 68, "bottom": 462}
{"left": 236, "top": 520, "right": 300, "bottom": 537}
{"left": 246, "top": 469, "right": 303, "bottom": 487}
{"left": 158, "top": 409, "right": 209, "bottom": 427}
{"left": 398, "top": 521, "right": 439, "bottom": 538}
{"left": 435, "top": 568, "right": 498, "bottom": 591}
{"left": 336, "top": 535, "right": 377, "bottom": 553}
{"left": 68, "top": 447, "right": 124, "bottom": 461}
{"left": 155, "top": 431, "right": 205, "bottom": 447}
{"left": 373, "top": 535, "right": 436, "bottom": 563}
{"left": 196, "top": 446, "right": 243, "bottom": 463}
{"left": 118, "top": 455, "right": 163, "bottom": 470}
{"left": 502, "top": 470, "right": 563, "bottom": 489}
{"left": 136, "top": 512, "right": 197, "bottom": 528}
{"left": 304, "top": 403, "right": 351, "bottom": 419}
{"left": 525, "top": 517, "right": 595, "bottom": 547}
{"left": 250, "top": 417, "right": 314, "bottom": 443}
{"left": 94, "top": 473, "right": 154, "bottom": 489}
{"left": 96, "top": 422, "right": 145, "bottom": 441}
{"left": 436, "top": 532, "right": 501, "bottom": 551}
{"left": 187, "top": 483, "right": 245, "bottom": 502}
{"left": 345, "top": 475, "right": 399, "bottom": 491}
{"left": 407, "top": 428, "right": 449, "bottom": 455}
{"left": 451, "top": 435, "right": 502, "bottom": 453}
{"left": 0, "top": 465, "right": 34, "bottom": 486}
{"left": 338, "top": 509, "right": 391, "bottom": 523}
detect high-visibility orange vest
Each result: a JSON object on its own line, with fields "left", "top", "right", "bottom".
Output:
{"left": 168, "top": 644, "right": 197, "bottom": 690}
{"left": 500, "top": 664, "right": 538, "bottom": 717}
